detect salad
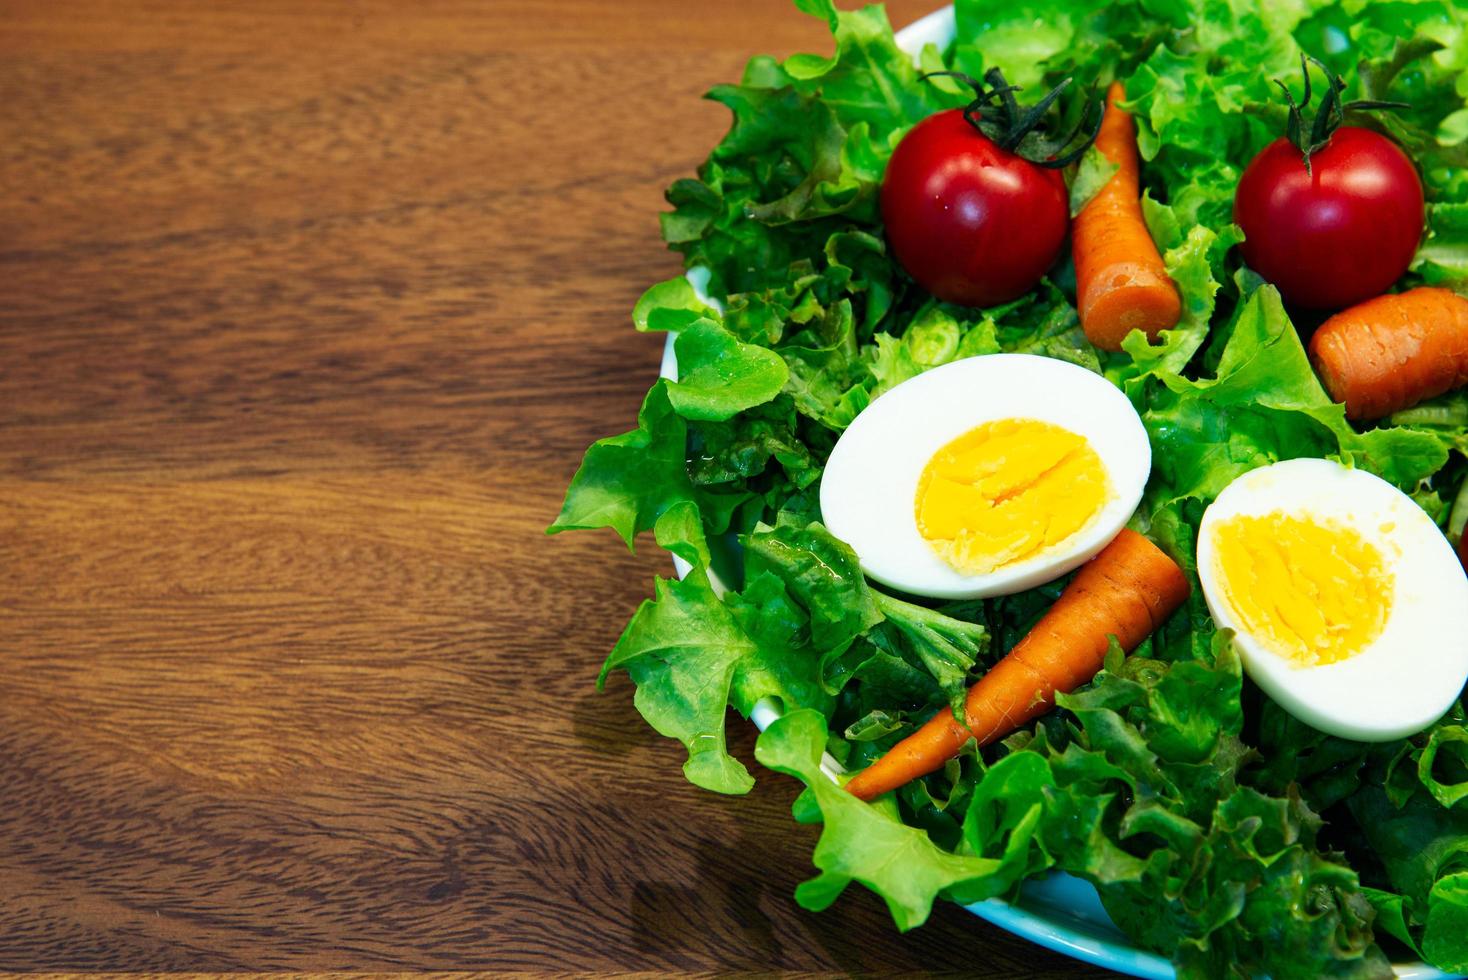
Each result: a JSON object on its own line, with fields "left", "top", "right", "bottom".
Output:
{"left": 551, "top": 1, "right": 1468, "bottom": 976}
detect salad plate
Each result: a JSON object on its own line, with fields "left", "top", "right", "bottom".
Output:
{"left": 557, "top": 0, "right": 1468, "bottom": 976}
{"left": 655, "top": 9, "right": 1460, "bottom": 979}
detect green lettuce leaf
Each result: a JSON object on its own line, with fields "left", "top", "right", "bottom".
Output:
{"left": 1136, "top": 281, "right": 1448, "bottom": 503}
{"left": 549, "top": 381, "right": 693, "bottom": 547}
{"left": 1044, "top": 639, "right": 1390, "bottom": 979}
{"left": 1425, "top": 873, "right": 1468, "bottom": 972}
{"left": 725, "top": 571, "right": 834, "bottom": 717}
{"left": 869, "top": 591, "right": 988, "bottom": 715}
{"left": 668, "top": 318, "right": 790, "bottom": 421}
{"left": 600, "top": 568, "right": 756, "bottom": 794}
{"left": 1414, "top": 202, "right": 1468, "bottom": 285}
{"left": 1348, "top": 783, "right": 1468, "bottom": 970}
{"left": 783, "top": 2, "right": 949, "bottom": 137}
{"left": 633, "top": 276, "right": 719, "bottom": 333}
{"left": 743, "top": 518, "right": 882, "bottom": 654}
{"left": 754, "top": 708, "right": 1006, "bottom": 930}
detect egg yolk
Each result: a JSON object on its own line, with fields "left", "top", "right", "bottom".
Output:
{"left": 914, "top": 418, "right": 1110, "bottom": 575}
{"left": 1211, "top": 513, "right": 1393, "bottom": 666}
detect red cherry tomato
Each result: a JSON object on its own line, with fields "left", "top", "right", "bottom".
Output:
{"left": 1459, "top": 524, "right": 1468, "bottom": 574}
{"left": 1234, "top": 127, "right": 1424, "bottom": 311}
{"left": 881, "top": 109, "right": 1069, "bottom": 308}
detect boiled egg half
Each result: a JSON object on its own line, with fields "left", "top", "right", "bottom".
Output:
{"left": 1198, "top": 457, "right": 1468, "bottom": 741}
{"left": 820, "top": 353, "right": 1151, "bottom": 599}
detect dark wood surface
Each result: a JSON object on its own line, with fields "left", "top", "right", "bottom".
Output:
{"left": 0, "top": 2, "right": 1115, "bottom": 973}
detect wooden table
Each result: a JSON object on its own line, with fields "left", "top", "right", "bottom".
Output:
{"left": 0, "top": 2, "right": 1112, "bottom": 973}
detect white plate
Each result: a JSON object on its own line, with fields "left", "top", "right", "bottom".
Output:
{"left": 659, "top": 7, "right": 1455, "bottom": 976}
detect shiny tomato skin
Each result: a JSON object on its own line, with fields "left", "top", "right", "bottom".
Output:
{"left": 1234, "top": 127, "right": 1424, "bottom": 311}
{"left": 1460, "top": 524, "right": 1468, "bottom": 575}
{"left": 881, "top": 109, "right": 1069, "bottom": 308}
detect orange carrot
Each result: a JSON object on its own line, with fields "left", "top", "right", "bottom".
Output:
{"left": 845, "top": 529, "right": 1190, "bottom": 802}
{"left": 1072, "top": 81, "right": 1182, "bottom": 352}
{"left": 1308, "top": 286, "right": 1468, "bottom": 421}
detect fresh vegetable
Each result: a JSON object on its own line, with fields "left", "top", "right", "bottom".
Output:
{"left": 880, "top": 70, "right": 1094, "bottom": 307}
{"left": 1073, "top": 81, "right": 1181, "bottom": 351}
{"left": 1460, "top": 523, "right": 1468, "bottom": 573}
{"left": 555, "top": 0, "right": 1468, "bottom": 974}
{"left": 846, "top": 528, "right": 1190, "bottom": 801}
{"left": 1234, "top": 57, "right": 1424, "bottom": 311}
{"left": 1309, "top": 286, "right": 1468, "bottom": 420}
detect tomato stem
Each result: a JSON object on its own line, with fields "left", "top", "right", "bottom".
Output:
{"left": 1275, "top": 53, "right": 1409, "bottom": 174}
{"left": 920, "top": 68, "right": 1102, "bottom": 169}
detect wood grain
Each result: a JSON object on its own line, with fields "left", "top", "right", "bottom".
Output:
{"left": 0, "top": 1, "right": 1116, "bottom": 973}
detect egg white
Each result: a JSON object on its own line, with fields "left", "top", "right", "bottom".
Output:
{"left": 819, "top": 353, "right": 1151, "bottom": 600}
{"left": 1197, "top": 457, "right": 1468, "bottom": 742}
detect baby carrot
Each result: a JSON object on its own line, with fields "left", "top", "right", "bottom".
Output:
{"left": 845, "top": 529, "right": 1190, "bottom": 802}
{"left": 1072, "top": 81, "right": 1182, "bottom": 352}
{"left": 1308, "top": 286, "right": 1468, "bottom": 420}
